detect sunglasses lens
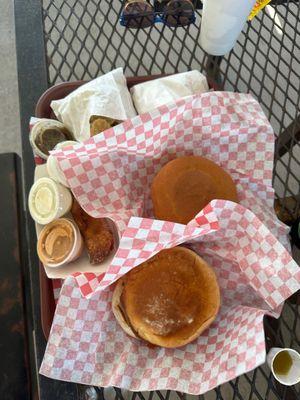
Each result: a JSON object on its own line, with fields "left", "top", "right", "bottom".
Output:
{"left": 123, "top": 2, "right": 154, "bottom": 28}
{"left": 164, "top": 0, "right": 194, "bottom": 27}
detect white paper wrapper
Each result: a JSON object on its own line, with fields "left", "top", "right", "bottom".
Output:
{"left": 51, "top": 68, "right": 137, "bottom": 142}
{"left": 130, "top": 70, "right": 209, "bottom": 114}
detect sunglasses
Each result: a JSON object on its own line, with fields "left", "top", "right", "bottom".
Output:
{"left": 120, "top": 0, "right": 196, "bottom": 29}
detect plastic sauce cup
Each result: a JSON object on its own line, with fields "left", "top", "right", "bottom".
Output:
{"left": 267, "top": 347, "right": 300, "bottom": 386}
{"left": 29, "top": 119, "right": 72, "bottom": 160}
{"left": 28, "top": 177, "right": 72, "bottom": 225}
{"left": 37, "top": 218, "right": 84, "bottom": 267}
{"left": 47, "top": 140, "right": 79, "bottom": 187}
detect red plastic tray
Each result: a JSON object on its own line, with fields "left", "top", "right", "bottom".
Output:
{"left": 35, "top": 74, "right": 217, "bottom": 339}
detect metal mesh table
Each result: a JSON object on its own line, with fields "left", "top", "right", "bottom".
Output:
{"left": 14, "top": 0, "right": 300, "bottom": 399}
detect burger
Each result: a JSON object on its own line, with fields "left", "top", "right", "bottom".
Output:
{"left": 112, "top": 246, "right": 220, "bottom": 348}
{"left": 151, "top": 155, "right": 238, "bottom": 224}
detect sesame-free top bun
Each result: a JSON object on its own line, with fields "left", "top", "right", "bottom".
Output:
{"left": 112, "top": 247, "right": 220, "bottom": 348}
{"left": 151, "top": 155, "right": 238, "bottom": 224}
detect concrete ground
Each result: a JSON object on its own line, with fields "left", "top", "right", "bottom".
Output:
{"left": 0, "top": 1, "right": 298, "bottom": 399}
{"left": 0, "top": 0, "right": 21, "bottom": 156}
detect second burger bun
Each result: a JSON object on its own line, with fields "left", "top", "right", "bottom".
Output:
{"left": 151, "top": 155, "right": 238, "bottom": 224}
{"left": 112, "top": 246, "right": 220, "bottom": 348}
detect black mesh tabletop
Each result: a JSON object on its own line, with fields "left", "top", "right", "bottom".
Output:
{"left": 14, "top": 1, "right": 300, "bottom": 399}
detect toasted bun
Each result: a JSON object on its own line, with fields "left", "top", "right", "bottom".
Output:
{"left": 112, "top": 247, "right": 220, "bottom": 348}
{"left": 151, "top": 155, "right": 238, "bottom": 224}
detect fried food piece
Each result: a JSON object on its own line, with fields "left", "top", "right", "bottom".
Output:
{"left": 90, "top": 118, "right": 111, "bottom": 137}
{"left": 71, "top": 200, "right": 114, "bottom": 264}
{"left": 89, "top": 115, "right": 119, "bottom": 137}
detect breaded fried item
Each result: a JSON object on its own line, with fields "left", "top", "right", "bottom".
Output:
{"left": 89, "top": 115, "right": 119, "bottom": 137}
{"left": 90, "top": 118, "right": 111, "bottom": 137}
{"left": 71, "top": 200, "right": 114, "bottom": 264}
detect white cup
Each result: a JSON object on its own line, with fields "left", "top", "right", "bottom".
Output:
{"left": 200, "top": 0, "right": 257, "bottom": 55}
{"left": 29, "top": 119, "right": 72, "bottom": 160}
{"left": 37, "top": 218, "right": 84, "bottom": 267}
{"left": 47, "top": 140, "right": 78, "bottom": 187}
{"left": 28, "top": 177, "right": 73, "bottom": 225}
{"left": 267, "top": 347, "right": 300, "bottom": 386}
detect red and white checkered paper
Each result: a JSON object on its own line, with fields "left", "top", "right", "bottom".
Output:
{"left": 40, "top": 92, "right": 300, "bottom": 394}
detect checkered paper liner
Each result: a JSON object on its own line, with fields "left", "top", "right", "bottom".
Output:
{"left": 40, "top": 91, "right": 300, "bottom": 394}
{"left": 40, "top": 200, "right": 300, "bottom": 394}
{"left": 51, "top": 91, "right": 291, "bottom": 297}
{"left": 52, "top": 92, "right": 276, "bottom": 231}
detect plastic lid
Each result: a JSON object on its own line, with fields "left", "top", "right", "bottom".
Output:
{"left": 29, "top": 178, "right": 59, "bottom": 225}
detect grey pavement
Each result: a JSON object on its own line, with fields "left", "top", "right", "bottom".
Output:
{"left": 0, "top": 0, "right": 21, "bottom": 156}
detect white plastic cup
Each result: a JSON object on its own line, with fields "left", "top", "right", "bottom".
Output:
{"left": 47, "top": 140, "right": 78, "bottom": 187}
{"left": 29, "top": 119, "right": 72, "bottom": 160}
{"left": 267, "top": 347, "right": 300, "bottom": 386}
{"left": 37, "top": 218, "right": 84, "bottom": 267}
{"left": 28, "top": 177, "right": 73, "bottom": 225}
{"left": 200, "top": 0, "right": 257, "bottom": 55}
